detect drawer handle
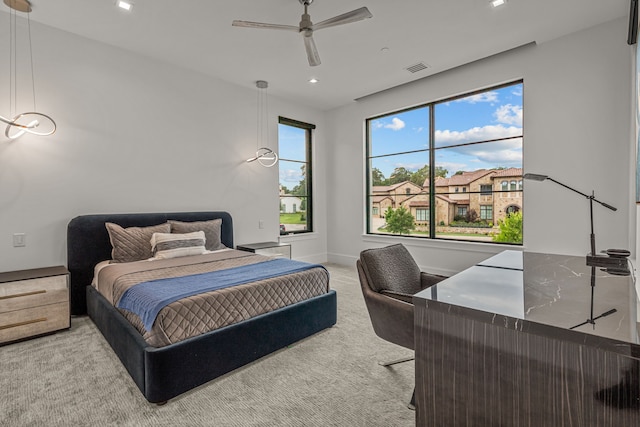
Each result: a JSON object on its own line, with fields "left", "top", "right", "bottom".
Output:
{"left": 0, "top": 317, "right": 47, "bottom": 331}
{"left": 0, "top": 290, "right": 46, "bottom": 300}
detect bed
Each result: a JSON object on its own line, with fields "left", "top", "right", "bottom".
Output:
{"left": 67, "top": 211, "right": 337, "bottom": 403}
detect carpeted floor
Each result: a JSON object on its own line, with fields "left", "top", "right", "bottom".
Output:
{"left": 0, "top": 263, "right": 415, "bottom": 426}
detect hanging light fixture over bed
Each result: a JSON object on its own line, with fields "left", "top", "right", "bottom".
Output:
{"left": 246, "top": 80, "right": 278, "bottom": 167}
{"left": 1, "top": 0, "right": 56, "bottom": 140}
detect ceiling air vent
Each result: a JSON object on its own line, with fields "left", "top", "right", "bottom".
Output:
{"left": 405, "top": 62, "right": 430, "bottom": 73}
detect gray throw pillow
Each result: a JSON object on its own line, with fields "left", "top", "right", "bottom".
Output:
{"left": 359, "top": 244, "right": 422, "bottom": 294}
{"left": 168, "top": 219, "right": 226, "bottom": 251}
{"left": 105, "top": 222, "right": 171, "bottom": 263}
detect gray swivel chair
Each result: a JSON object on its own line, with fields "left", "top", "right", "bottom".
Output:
{"left": 356, "top": 243, "right": 447, "bottom": 409}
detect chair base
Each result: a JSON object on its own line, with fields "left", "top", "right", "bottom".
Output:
{"left": 378, "top": 355, "right": 416, "bottom": 410}
{"left": 378, "top": 355, "right": 414, "bottom": 367}
{"left": 408, "top": 388, "right": 415, "bottom": 410}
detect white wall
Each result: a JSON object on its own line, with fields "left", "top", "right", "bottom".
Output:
{"left": 0, "top": 17, "right": 328, "bottom": 272}
{"left": 326, "top": 17, "right": 634, "bottom": 275}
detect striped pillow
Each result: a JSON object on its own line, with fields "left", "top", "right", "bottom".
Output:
{"left": 150, "top": 231, "right": 206, "bottom": 259}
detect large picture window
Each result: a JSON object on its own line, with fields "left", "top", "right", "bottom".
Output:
{"left": 366, "top": 81, "right": 523, "bottom": 244}
{"left": 279, "top": 117, "right": 314, "bottom": 235}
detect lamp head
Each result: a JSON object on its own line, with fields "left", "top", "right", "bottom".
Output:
{"left": 523, "top": 173, "right": 548, "bottom": 182}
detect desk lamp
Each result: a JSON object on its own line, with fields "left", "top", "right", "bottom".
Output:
{"left": 523, "top": 173, "right": 628, "bottom": 269}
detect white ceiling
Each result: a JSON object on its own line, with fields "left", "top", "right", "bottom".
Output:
{"left": 13, "top": 0, "right": 632, "bottom": 110}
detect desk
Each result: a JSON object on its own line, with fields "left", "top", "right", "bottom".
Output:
{"left": 414, "top": 251, "right": 639, "bottom": 426}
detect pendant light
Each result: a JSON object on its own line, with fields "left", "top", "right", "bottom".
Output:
{"left": 246, "top": 80, "right": 278, "bottom": 167}
{"left": 1, "top": 0, "right": 56, "bottom": 140}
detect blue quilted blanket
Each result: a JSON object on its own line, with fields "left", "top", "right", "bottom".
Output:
{"left": 116, "top": 258, "right": 327, "bottom": 331}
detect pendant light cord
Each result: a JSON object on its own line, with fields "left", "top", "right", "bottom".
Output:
{"left": 8, "top": 5, "right": 15, "bottom": 117}
{"left": 256, "top": 81, "right": 270, "bottom": 151}
{"left": 7, "top": 7, "right": 38, "bottom": 116}
{"left": 27, "top": 11, "right": 36, "bottom": 111}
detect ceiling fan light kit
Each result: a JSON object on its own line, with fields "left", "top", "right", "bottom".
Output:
{"left": 232, "top": 0, "right": 373, "bottom": 67}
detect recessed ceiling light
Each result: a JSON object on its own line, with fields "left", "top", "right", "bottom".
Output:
{"left": 491, "top": 0, "right": 506, "bottom": 7}
{"left": 309, "top": 78, "right": 319, "bottom": 84}
{"left": 117, "top": 1, "right": 133, "bottom": 11}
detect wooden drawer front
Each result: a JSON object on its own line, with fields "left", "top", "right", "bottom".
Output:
{"left": 0, "top": 275, "right": 68, "bottom": 313}
{"left": 0, "top": 302, "right": 69, "bottom": 344}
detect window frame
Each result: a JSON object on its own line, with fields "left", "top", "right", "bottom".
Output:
{"left": 365, "top": 80, "right": 523, "bottom": 245}
{"left": 278, "top": 116, "right": 315, "bottom": 235}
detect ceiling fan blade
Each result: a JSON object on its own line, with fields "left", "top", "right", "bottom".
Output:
{"left": 303, "top": 33, "right": 321, "bottom": 66}
{"left": 232, "top": 20, "right": 299, "bottom": 31}
{"left": 311, "top": 7, "right": 373, "bottom": 31}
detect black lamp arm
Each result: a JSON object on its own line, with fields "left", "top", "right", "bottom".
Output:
{"left": 546, "top": 177, "right": 617, "bottom": 211}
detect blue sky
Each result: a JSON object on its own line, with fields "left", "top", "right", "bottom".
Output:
{"left": 278, "top": 124, "right": 306, "bottom": 190}
{"left": 369, "top": 83, "right": 523, "bottom": 180}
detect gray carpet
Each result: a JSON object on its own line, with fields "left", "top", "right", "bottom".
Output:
{"left": 0, "top": 264, "right": 415, "bottom": 426}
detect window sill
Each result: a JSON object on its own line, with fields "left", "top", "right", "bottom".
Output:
{"left": 279, "top": 232, "right": 319, "bottom": 243}
{"left": 362, "top": 233, "right": 521, "bottom": 255}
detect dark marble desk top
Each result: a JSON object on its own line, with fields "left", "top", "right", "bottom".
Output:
{"left": 414, "top": 251, "right": 639, "bottom": 353}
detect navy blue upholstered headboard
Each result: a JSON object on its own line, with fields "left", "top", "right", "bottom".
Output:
{"left": 67, "top": 211, "right": 233, "bottom": 315}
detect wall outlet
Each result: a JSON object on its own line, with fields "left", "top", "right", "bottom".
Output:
{"left": 13, "top": 233, "right": 26, "bottom": 247}
{"left": 258, "top": 220, "right": 264, "bottom": 229}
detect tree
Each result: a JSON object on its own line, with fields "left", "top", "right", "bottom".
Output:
{"left": 465, "top": 209, "right": 478, "bottom": 223}
{"left": 371, "top": 168, "right": 387, "bottom": 186}
{"left": 493, "top": 211, "right": 523, "bottom": 244}
{"left": 384, "top": 206, "right": 416, "bottom": 235}
{"left": 291, "top": 165, "right": 306, "bottom": 197}
{"left": 388, "top": 167, "right": 412, "bottom": 184}
{"left": 412, "top": 165, "right": 448, "bottom": 186}
{"left": 410, "top": 165, "right": 429, "bottom": 186}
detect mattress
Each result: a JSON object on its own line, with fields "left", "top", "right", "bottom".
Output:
{"left": 94, "top": 249, "right": 330, "bottom": 347}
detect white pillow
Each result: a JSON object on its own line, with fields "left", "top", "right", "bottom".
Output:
{"left": 150, "top": 231, "right": 206, "bottom": 259}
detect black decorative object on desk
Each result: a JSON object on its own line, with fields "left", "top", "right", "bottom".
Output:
{"left": 523, "top": 173, "right": 628, "bottom": 271}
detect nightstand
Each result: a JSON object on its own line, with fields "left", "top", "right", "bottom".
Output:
{"left": 237, "top": 242, "right": 292, "bottom": 259}
{"left": 0, "top": 266, "right": 70, "bottom": 345}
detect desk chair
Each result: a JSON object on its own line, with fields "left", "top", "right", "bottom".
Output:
{"left": 357, "top": 243, "right": 446, "bottom": 409}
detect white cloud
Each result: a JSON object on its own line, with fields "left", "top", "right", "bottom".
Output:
{"left": 470, "top": 147, "right": 522, "bottom": 164}
{"left": 449, "top": 138, "right": 523, "bottom": 165}
{"left": 392, "top": 162, "right": 427, "bottom": 171}
{"left": 385, "top": 117, "right": 405, "bottom": 131}
{"left": 435, "top": 124, "right": 521, "bottom": 146}
{"left": 279, "top": 168, "right": 302, "bottom": 184}
{"left": 456, "top": 91, "right": 499, "bottom": 104}
{"left": 434, "top": 161, "right": 467, "bottom": 173}
{"left": 494, "top": 104, "right": 522, "bottom": 126}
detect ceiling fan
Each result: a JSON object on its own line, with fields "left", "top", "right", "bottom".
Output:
{"left": 232, "top": 0, "right": 373, "bottom": 67}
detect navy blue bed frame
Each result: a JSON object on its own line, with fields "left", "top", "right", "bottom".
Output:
{"left": 67, "top": 212, "right": 337, "bottom": 403}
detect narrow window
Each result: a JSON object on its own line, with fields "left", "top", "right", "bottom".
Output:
{"left": 279, "top": 117, "right": 315, "bottom": 234}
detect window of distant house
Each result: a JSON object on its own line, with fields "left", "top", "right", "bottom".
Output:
{"left": 480, "top": 205, "right": 493, "bottom": 220}
{"left": 366, "top": 81, "right": 523, "bottom": 244}
{"left": 279, "top": 117, "right": 315, "bottom": 235}
{"left": 416, "top": 208, "right": 429, "bottom": 221}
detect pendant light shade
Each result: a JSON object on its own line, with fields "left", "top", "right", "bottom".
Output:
{"left": 246, "top": 80, "right": 277, "bottom": 167}
{"left": 246, "top": 147, "right": 278, "bottom": 167}
{"left": 2, "top": 0, "right": 56, "bottom": 140}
